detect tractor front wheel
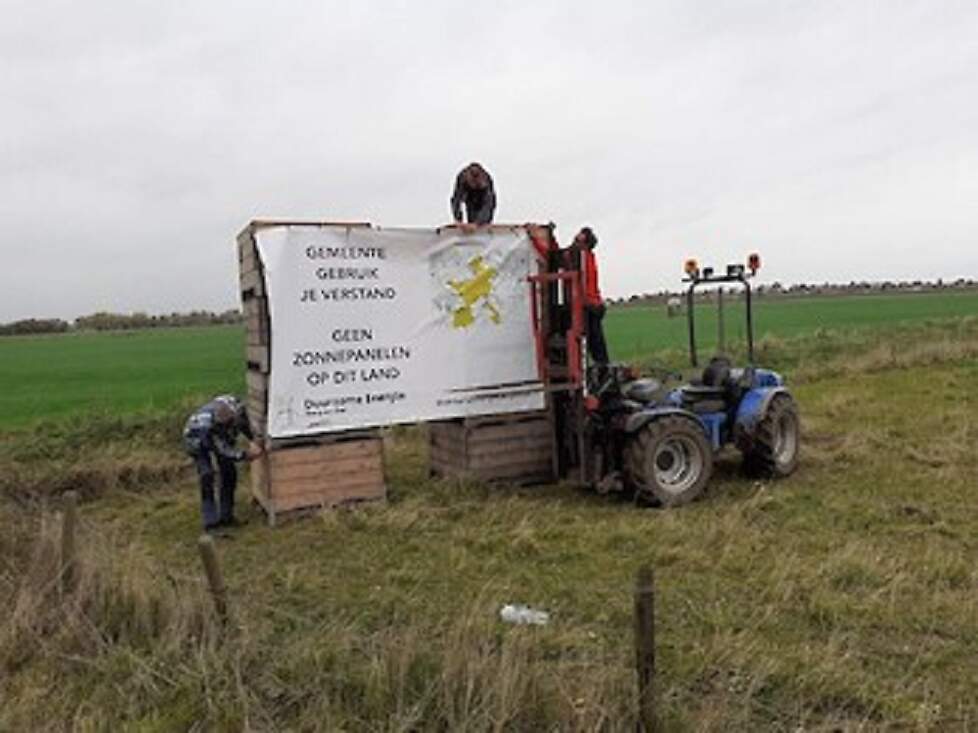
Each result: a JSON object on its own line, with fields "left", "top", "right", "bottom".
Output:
{"left": 625, "top": 416, "right": 713, "bottom": 507}
{"left": 743, "top": 393, "right": 800, "bottom": 477}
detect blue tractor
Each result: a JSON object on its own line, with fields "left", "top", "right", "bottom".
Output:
{"left": 532, "top": 243, "right": 800, "bottom": 507}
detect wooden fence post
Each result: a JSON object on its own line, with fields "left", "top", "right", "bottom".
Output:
{"left": 197, "top": 534, "right": 228, "bottom": 626}
{"left": 60, "top": 491, "right": 78, "bottom": 596}
{"left": 634, "top": 564, "right": 656, "bottom": 732}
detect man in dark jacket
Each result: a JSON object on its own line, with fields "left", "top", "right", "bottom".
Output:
{"left": 183, "top": 395, "right": 262, "bottom": 531}
{"left": 450, "top": 162, "right": 496, "bottom": 227}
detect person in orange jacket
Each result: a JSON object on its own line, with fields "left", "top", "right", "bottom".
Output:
{"left": 570, "top": 227, "right": 609, "bottom": 364}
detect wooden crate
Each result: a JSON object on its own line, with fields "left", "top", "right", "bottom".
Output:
{"left": 429, "top": 410, "right": 556, "bottom": 485}
{"left": 251, "top": 434, "right": 386, "bottom": 525}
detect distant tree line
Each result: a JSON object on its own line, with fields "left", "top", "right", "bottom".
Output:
{"left": 0, "top": 309, "right": 243, "bottom": 337}
{"left": 0, "top": 318, "right": 71, "bottom": 336}
{"left": 607, "top": 277, "right": 978, "bottom": 306}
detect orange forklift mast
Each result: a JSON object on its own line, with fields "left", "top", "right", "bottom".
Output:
{"left": 526, "top": 224, "right": 589, "bottom": 484}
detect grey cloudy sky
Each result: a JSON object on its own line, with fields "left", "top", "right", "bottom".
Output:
{"left": 2, "top": 0, "right": 976, "bottom": 320}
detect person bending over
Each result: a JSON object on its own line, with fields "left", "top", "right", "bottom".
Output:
{"left": 183, "top": 395, "right": 262, "bottom": 532}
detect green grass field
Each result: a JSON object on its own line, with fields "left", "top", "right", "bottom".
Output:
{"left": 0, "top": 326, "right": 245, "bottom": 427}
{"left": 0, "top": 291, "right": 976, "bottom": 429}
{"left": 608, "top": 290, "right": 978, "bottom": 360}
{"left": 2, "top": 291, "right": 978, "bottom": 729}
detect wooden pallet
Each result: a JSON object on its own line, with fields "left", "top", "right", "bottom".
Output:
{"left": 250, "top": 433, "right": 386, "bottom": 526}
{"left": 429, "top": 410, "right": 556, "bottom": 485}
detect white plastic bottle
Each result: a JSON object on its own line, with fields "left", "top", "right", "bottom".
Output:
{"left": 499, "top": 604, "right": 550, "bottom": 625}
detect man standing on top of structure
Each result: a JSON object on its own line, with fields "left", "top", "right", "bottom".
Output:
{"left": 571, "top": 227, "right": 609, "bottom": 365}
{"left": 183, "top": 394, "right": 263, "bottom": 533}
{"left": 451, "top": 162, "right": 496, "bottom": 228}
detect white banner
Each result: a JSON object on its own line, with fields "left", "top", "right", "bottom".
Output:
{"left": 255, "top": 224, "right": 545, "bottom": 437}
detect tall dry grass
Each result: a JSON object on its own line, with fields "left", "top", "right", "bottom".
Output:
{"left": 0, "top": 502, "right": 643, "bottom": 731}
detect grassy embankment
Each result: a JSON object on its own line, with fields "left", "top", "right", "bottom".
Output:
{"left": 1, "top": 294, "right": 977, "bottom": 729}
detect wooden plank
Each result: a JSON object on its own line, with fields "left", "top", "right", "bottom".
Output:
{"left": 469, "top": 453, "right": 552, "bottom": 473}
{"left": 429, "top": 437, "right": 464, "bottom": 457}
{"left": 247, "top": 394, "right": 267, "bottom": 416}
{"left": 245, "top": 308, "right": 266, "bottom": 328}
{"left": 428, "top": 440, "right": 462, "bottom": 463}
{"left": 430, "top": 431, "right": 466, "bottom": 453}
{"left": 429, "top": 446, "right": 465, "bottom": 471}
{"left": 246, "top": 344, "right": 269, "bottom": 373}
{"left": 243, "top": 296, "right": 267, "bottom": 321}
{"left": 270, "top": 449, "right": 382, "bottom": 473}
{"left": 268, "top": 428, "right": 380, "bottom": 450}
{"left": 430, "top": 428, "right": 464, "bottom": 444}
{"left": 466, "top": 420, "right": 550, "bottom": 444}
{"left": 250, "top": 452, "right": 271, "bottom": 501}
{"left": 246, "top": 366, "right": 269, "bottom": 428}
{"left": 237, "top": 225, "right": 255, "bottom": 262}
{"left": 240, "top": 268, "right": 265, "bottom": 296}
{"left": 246, "top": 370, "right": 269, "bottom": 393}
{"left": 247, "top": 327, "right": 269, "bottom": 348}
{"left": 467, "top": 432, "right": 552, "bottom": 454}
{"left": 247, "top": 397, "right": 267, "bottom": 432}
{"left": 239, "top": 259, "right": 261, "bottom": 280}
{"left": 270, "top": 477, "right": 385, "bottom": 504}
{"left": 268, "top": 459, "right": 383, "bottom": 484}
{"left": 479, "top": 453, "right": 553, "bottom": 473}
{"left": 240, "top": 241, "right": 259, "bottom": 272}
{"left": 269, "top": 439, "right": 382, "bottom": 468}
{"left": 467, "top": 445, "right": 552, "bottom": 469}
{"left": 250, "top": 418, "right": 268, "bottom": 441}
{"left": 244, "top": 316, "right": 268, "bottom": 342}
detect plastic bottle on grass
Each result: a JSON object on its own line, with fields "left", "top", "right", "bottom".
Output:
{"left": 499, "top": 604, "right": 549, "bottom": 625}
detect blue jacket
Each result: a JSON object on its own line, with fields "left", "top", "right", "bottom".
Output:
{"left": 183, "top": 395, "right": 254, "bottom": 460}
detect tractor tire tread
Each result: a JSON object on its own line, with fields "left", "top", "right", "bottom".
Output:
{"left": 743, "top": 393, "right": 799, "bottom": 478}
{"left": 625, "top": 415, "right": 713, "bottom": 508}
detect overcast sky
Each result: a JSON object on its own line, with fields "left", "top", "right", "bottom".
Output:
{"left": 2, "top": 1, "right": 976, "bottom": 320}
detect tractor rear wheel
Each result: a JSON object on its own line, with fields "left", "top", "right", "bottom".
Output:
{"left": 743, "top": 393, "right": 800, "bottom": 477}
{"left": 625, "top": 416, "right": 713, "bottom": 507}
